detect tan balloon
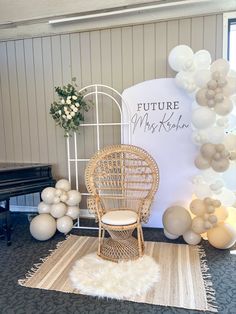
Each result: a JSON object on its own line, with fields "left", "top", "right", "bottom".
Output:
{"left": 207, "top": 222, "right": 236, "bottom": 249}
{"left": 208, "top": 214, "right": 218, "bottom": 225}
{"left": 183, "top": 230, "right": 202, "bottom": 245}
{"left": 50, "top": 202, "right": 67, "bottom": 218}
{"left": 214, "top": 206, "right": 229, "bottom": 222}
{"left": 196, "top": 88, "right": 208, "bottom": 106}
{"left": 164, "top": 229, "right": 179, "bottom": 240}
{"left": 211, "top": 158, "right": 230, "bottom": 172}
{"left": 200, "top": 143, "right": 216, "bottom": 160}
{"left": 194, "top": 155, "right": 210, "bottom": 170}
{"left": 214, "top": 98, "right": 233, "bottom": 116}
{"left": 162, "top": 206, "right": 192, "bottom": 236}
{"left": 190, "top": 199, "right": 206, "bottom": 216}
{"left": 192, "top": 216, "right": 207, "bottom": 234}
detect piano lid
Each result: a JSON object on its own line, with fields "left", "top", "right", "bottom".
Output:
{"left": 0, "top": 163, "right": 52, "bottom": 172}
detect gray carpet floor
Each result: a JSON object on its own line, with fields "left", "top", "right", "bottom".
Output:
{"left": 0, "top": 214, "right": 235, "bottom": 314}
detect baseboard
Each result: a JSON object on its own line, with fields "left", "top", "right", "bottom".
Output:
{"left": 10, "top": 205, "right": 94, "bottom": 218}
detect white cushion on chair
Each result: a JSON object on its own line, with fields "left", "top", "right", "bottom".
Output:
{"left": 101, "top": 210, "right": 138, "bottom": 226}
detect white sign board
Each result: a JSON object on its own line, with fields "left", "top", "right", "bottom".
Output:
{"left": 122, "top": 78, "right": 197, "bottom": 227}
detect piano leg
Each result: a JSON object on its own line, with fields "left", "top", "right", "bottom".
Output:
{"left": 0, "top": 199, "right": 12, "bottom": 246}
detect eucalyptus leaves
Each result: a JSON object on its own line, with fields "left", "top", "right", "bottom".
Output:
{"left": 50, "top": 78, "right": 91, "bottom": 136}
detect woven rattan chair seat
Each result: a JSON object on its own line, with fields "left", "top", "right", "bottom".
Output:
{"left": 101, "top": 210, "right": 138, "bottom": 225}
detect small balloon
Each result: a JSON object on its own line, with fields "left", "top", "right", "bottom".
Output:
{"left": 38, "top": 202, "right": 51, "bottom": 214}
{"left": 57, "top": 216, "right": 74, "bottom": 234}
{"left": 194, "top": 50, "right": 212, "bottom": 69}
{"left": 66, "top": 206, "right": 80, "bottom": 220}
{"left": 194, "top": 155, "right": 210, "bottom": 169}
{"left": 200, "top": 143, "right": 216, "bottom": 160}
{"left": 211, "top": 59, "right": 230, "bottom": 77}
{"left": 41, "top": 187, "right": 56, "bottom": 205}
{"left": 50, "top": 202, "right": 67, "bottom": 218}
{"left": 214, "top": 98, "right": 233, "bottom": 116}
{"left": 55, "top": 179, "right": 71, "bottom": 192}
{"left": 190, "top": 199, "right": 206, "bottom": 216}
{"left": 163, "top": 229, "right": 179, "bottom": 240}
{"left": 192, "top": 216, "right": 207, "bottom": 234}
{"left": 66, "top": 190, "right": 82, "bottom": 206}
{"left": 183, "top": 229, "right": 202, "bottom": 245}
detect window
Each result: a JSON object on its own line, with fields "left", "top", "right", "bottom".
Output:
{"left": 223, "top": 12, "right": 236, "bottom": 70}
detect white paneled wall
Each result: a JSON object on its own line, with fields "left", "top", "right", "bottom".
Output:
{"left": 0, "top": 14, "right": 223, "bottom": 208}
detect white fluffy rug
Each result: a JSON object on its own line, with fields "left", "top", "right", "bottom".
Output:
{"left": 69, "top": 253, "right": 160, "bottom": 299}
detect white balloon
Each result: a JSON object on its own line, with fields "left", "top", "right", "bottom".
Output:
{"left": 194, "top": 50, "right": 212, "bottom": 69}
{"left": 193, "top": 183, "right": 212, "bottom": 199}
{"left": 183, "top": 229, "right": 202, "bottom": 245}
{"left": 175, "top": 71, "right": 196, "bottom": 92}
{"left": 215, "top": 188, "right": 236, "bottom": 207}
{"left": 206, "top": 126, "right": 225, "bottom": 144}
{"left": 50, "top": 202, "right": 67, "bottom": 218}
{"left": 168, "top": 45, "right": 194, "bottom": 72}
{"left": 192, "top": 107, "right": 216, "bottom": 129}
{"left": 38, "top": 202, "right": 51, "bottom": 214}
{"left": 57, "top": 216, "right": 74, "bottom": 234}
{"left": 215, "top": 98, "right": 233, "bottom": 116}
{"left": 194, "top": 69, "right": 212, "bottom": 88}
{"left": 66, "top": 206, "right": 80, "bottom": 220}
{"left": 30, "top": 214, "right": 57, "bottom": 241}
{"left": 60, "top": 192, "right": 68, "bottom": 203}
{"left": 223, "top": 77, "right": 236, "bottom": 96}
{"left": 163, "top": 229, "right": 179, "bottom": 240}
{"left": 55, "top": 179, "right": 71, "bottom": 192}
{"left": 201, "top": 168, "right": 219, "bottom": 183}
{"left": 66, "top": 190, "right": 82, "bottom": 206}
{"left": 222, "top": 163, "right": 236, "bottom": 190}
{"left": 41, "top": 187, "right": 56, "bottom": 205}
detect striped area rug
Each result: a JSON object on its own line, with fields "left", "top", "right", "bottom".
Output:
{"left": 19, "top": 235, "right": 217, "bottom": 312}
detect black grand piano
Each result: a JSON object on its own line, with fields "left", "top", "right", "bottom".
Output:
{"left": 0, "top": 163, "right": 55, "bottom": 245}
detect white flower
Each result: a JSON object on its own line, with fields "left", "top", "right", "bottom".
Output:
{"left": 73, "top": 107, "right": 78, "bottom": 112}
{"left": 64, "top": 106, "right": 68, "bottom": 112}
{"left": 67, "top": 96, "right": 71, "bottom": 99}
{"left": 58, "top": 110, "right": 62, "bottom": 115}
{"left": 71, "top": 112, "right": 75, "bottom": 117}
{"left": 62, "top": 115, "right": 66, "bottom": 119}
{"left": 66, "top": 99, "right": 71, "bottom": 104}
{"left": 61, "top": 99, "right": 65, "bottom": 104}
{"left": 72, "top": 95, "right": 77, "bottom": 100}
{"left": 70, "top": 104, "right": 75, "bottom": 109}
{"left": 67, "top": 115, "right": 72, "bottom": 120}
{"left": 75, "top": 103, "right": 80, "bottom": 107}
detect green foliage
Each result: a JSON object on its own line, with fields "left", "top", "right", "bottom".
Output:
{"left": 50, "top": 79, "right": 92, "bottom": 136}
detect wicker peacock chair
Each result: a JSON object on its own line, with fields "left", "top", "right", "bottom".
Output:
{"left": 85, "top": 144, "right": 159, "bottom": 262}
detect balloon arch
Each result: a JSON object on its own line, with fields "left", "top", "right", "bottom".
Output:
{"left": 162, "top": 45, "right": 236, "bottom": 249}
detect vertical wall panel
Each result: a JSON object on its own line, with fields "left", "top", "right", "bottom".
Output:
{"left": 0, "top": 13, "right": 224, "bottom": 209}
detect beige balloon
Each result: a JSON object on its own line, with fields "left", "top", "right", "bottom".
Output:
{"left": 196, "top": 88, "right": 208, "bottom": 106}
{"left": 214, "top": 98, "right": 233, "bottom": 116}
{"left": 50, "top": 202, "right": 67, "bottom": 218}
{"left": 55, "top": 179, "right": 71, "bottom": 192}
{"left": 214, "top": 206, "right": 229, "bottom": 222}
{"left": 200, "top": 143, "right": 216, "bottom": 160}
{"left": 38, "top": 201, "right": 51, "bottom": 214}
{"left": 57, "top": 216, "right": 74, "bottom": 234}
{"left": 66, "top": 206, "right": 80, "bottom": 220}
{"left": 183, "top": 229, "right": 202, "bottom": 245}
{"left": 41, "top": 187, "right": 56, "bottom": 205}
{"left": 194, "top": 155, "right": 210, "bottom": 170}
{"left": 163, "top": 229, "right": 179, "bottom": 240}
{"left": 192, "top": 216, "right": 207, "bottom": 234}
{"left": 190, "top": 199, "right": 206, "bottom": 216}
{"left": 207, "top": 222, "right": 236, "bottom": 249}
{"left": 30, "top": 214, "right": 57, "bottom": 241}
{"left": 211, "top": 158, "right": 230, "bottom": 172}
{"left": 162, "top": 206, "right": 192, "bottom": 236}
{"left": 208, "top": 214, "right": 218, "bottom": 225}
{"left": 66, "top": 190, "right": 82, "bottom": 206}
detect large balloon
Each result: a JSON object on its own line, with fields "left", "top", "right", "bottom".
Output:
{"left": 41, "top": 187, "right": 56, "bottom": 204}
{"left": 55, "top": 179, "right": 71, "bottom": 192}
{"left": 168, "top": 45, "right": 194, "bottom": 72}
{"left": 162, "top": 206, "right": 192, "bottom": 236}
{"left": 206, "top": 127, "right": 225, "bottom": 144}
{"left": 214, "top": 206, "right": 229, "bottom": 222}
{"left": 207, "top": 222, "right": 236, "bottom": 249}
{"left": 191, "top": 107, "right": 216, "bottom": 129}
{"left": 183, "top": 230, "right": 202, "bottom": 245}
{"left": 30, "top": 214, "right": 57, "bottom": 241}
{"left": 57, "top": 216, "right": 74, "bottom": 234}
{"left": 194, "top": 155, "right": 210, "bottom": 169}
{"left": 66, "top": 190, "right": 82, "bottom": 206}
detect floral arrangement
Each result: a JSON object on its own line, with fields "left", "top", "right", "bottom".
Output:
{"left": 50, "top": 78, "right": 91, "bottom": 136}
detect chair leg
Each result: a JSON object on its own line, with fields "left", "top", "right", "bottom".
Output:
{"left": 137, "top": 224, "right": 143, "bottom": 257}
{"left": 98, "top": 222, "right": 102, "bottom": 256}
{"left": 140, "top": 225, "right": 145, "bottom": 253}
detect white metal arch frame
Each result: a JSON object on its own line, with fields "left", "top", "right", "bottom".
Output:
{"left": 66, "top": 84, "right": 131, "bottom": 229}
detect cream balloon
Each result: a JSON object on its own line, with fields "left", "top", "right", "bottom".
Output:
{"left": 66, "top": 206, "right": 80, "bottom": 220}
{"left": 37, "top": 202, "right": 51, "bottom": 214}
{"left": 214, "top": 98, "right": 233, "bottom": 116}
{"left": 41, "top": 187, "right": 56, "bottom": 205}
{"left": 190, "top": 199, "right": 206, "bottom": 216}
{"left": 223, "top": 134, "right": 236, "bottom": 151}
{"left": 57, "top": 216, "right": 74, "bottom": 234}
{"left": 50, "top": 202, "right": 67, "bottom": 218}
{"left": 208, "top": 214, "right": 218, "bottom": 225}
{"left": 206, "top": 127, "right": 225, "bottom": 144}
{"left": 168, "top": 45, "right": 194, "bottom": 72}
{"left": 162, "top": 206, "right": 192, "bottom": 236}
{"left": 195, "top": 88, "right": 208, "bottom": 106}
{"left": 183, "top": 230, "right": 202, "bottom": 245}
{"left": 194, "top": 69, "right": 211, "bottom": 88}
{"left": 200, "top": 143, "right": 216, "bottom": 160}
{"left": 192, "top": 216, "right": 207, "bottom": 234}
{"left": 194, "top": 50, "right": 211, "bottom": 69}
{"left": 66, "top": 190, "right": 82, "bottom": 206}
{"left": 55, "top": 189, "right": 63, "bottom": 197}
{"left": 55, "top": 179, "right": 71, "bottom": 192}
{"left": 216, "top": 188, "right": 236, "bottom": 207}
{"left": 194, "top": 155, "right": 210, "bottom": 169}
{"left": 163, "top": 229, "right": 179, "bottom": 240}
{"left": 191, "top": 107, "right": 216, "bottom": 129}
{"left": 193, "top": 183, "right": 212, "bottom": 199}
{"left": 60, "top": 192, "right": 68, "bottom": 203}
{"left": 223, "top": 77, "right": 236, "bottom": 96}
{"left": 211, "top": 59, "right": 230, "bottom": 77}
{"left": 30, "top": 214, "right": 57, "bottom": 241}
{"left": 207, "top": 222, "right": 236, "bottom": 249}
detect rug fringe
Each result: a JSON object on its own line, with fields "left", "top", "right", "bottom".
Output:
{"left": 196, "top": 245, "right": 218, "bottom": 313}
{"left": 18, "top": 234, "right": 72, "bottom": 287}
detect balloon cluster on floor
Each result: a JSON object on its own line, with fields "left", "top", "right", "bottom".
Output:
{"left": 30, "top": 179, "right": 81, "bottom": 241}
{"left": 162, "top": 45, "right": 236, "bottom": 249}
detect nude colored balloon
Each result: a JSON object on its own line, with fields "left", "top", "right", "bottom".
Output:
{"left": 163, "top": 229, "right": 179, "bottom": 240}
{"left": 194, "top": 155, "right": 210, "bottom": 169}
{"left": 196, "top": 88, "right": 208, "bottom": 106}
{"left": 66, "top": 190, "right": 82, "bottom": 206}
{"left": 208, "top": 214, "right": 218, "bottom": 225}
{"left": 57, "top": 216, "right": 74, "bottom": 234}
{"left": 224, "top": 134, "right": 236, "bottom": 151}
{"left": 30, "top": 214, "right": 57, "bottom": 241}
{"left": 50, "top": 202, "right": 67, "bottom": 218}
{"left": 200, "top": 143, "right": 216, "bottom": 160}
{"left": 211, "top": 158, "right": 230, "bottom": 172}
{"left": 207, "top": 222, "right": 236, "bottom": 249}
{"left": 38, "top": 201, "right": 51, "bottom": 214}
{"left": 66, "top": 206, "right": 80, "bottom": 220}
{"left": 211, "top": 59, "right": 230, "bottom": 77}
{"left": 183, "top": 229, "right": 202, "bottom": 245}
{"left": 190, "top": 199, "right": 206, "bottom": 216}
{"left": 162, "top": 206, "right": 192, "bottom": 236}
{"left": 192, "top": 216, "right": 207, "bottom": 234}
{"left": 192, "top": 107, "right": 216, "bottom": 129}
{"left": 55, "top": 179, "right": 71, "bottom": 192}
{"left": 214, "top": 98, "right": 233, "bottom": 116}
{"left": 41, "top": 187, "right": 56, "bottom": 205}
